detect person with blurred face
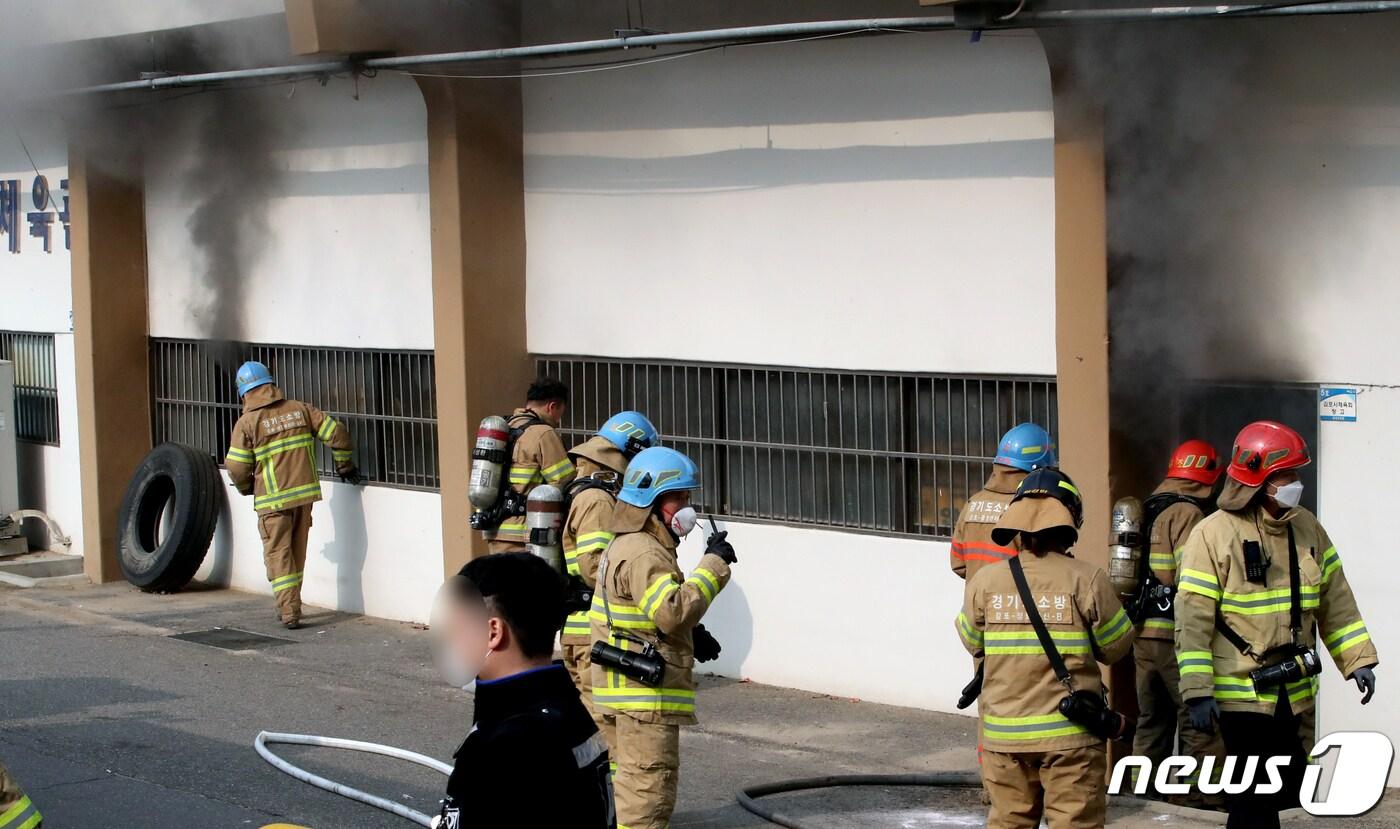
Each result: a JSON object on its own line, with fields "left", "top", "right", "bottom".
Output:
{"left": 431, "top": 553, "right": 613, "bottom": 829}
{"left": 1176, "top": 421, "right": 1378, "bottom": 829}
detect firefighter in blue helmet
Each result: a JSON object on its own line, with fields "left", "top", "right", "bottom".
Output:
{"left": 225, "top": 361, "right": 362, "bottom": 628}
{"left": 590, "top": 447, "right": 736, "bottom": 828}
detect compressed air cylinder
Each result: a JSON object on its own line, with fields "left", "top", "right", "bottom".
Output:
{"left": 526, "top": 485, "right": 565, "bottom": 573}
{"left": 1107, "top": 496, "right": 1144, "bottom": 596}
{"left": 468, "top": 416, "right": 510, "bottom": 510}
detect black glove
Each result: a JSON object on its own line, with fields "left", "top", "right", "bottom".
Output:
{"left": 339, "top": 466, "right": 365, "bottom": 486}
{"left": 1187, "top": 697, "right": 1219, "bottom": 735}
{"left": 706, "top": 530, "right": 737, "bottom": 564}
{"left": 1353, "top": 666, "right": 1377, "bottom": 705}
{"left": 692, "top": 624, "right": 722, "bottom": 663}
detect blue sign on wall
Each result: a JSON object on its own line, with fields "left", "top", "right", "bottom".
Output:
{"left": 1319, "top": 387, "right": 1358, "bottom": 422}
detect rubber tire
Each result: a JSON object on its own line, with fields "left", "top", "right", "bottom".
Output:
{"left": 117, "top": 442, "right": 221, "bottom": 593}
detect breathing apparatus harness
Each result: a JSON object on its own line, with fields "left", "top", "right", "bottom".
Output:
{"left": 561, "top": 473, "right": 621, "bottom": 615}
{"left": 469, "top": 409, "right": 546, "bottom": 531}
{"left": 590, "top": 539, "right": 667, "bottom": 687}
{"left": 1215, "top": 522, "right": 1322, "bottom": 691}
{"left": 1008, "top": 554, "right": 1135, "bottom": 743}
{"left": 1125, "top": 492, "right": 1213, "bottom": 624}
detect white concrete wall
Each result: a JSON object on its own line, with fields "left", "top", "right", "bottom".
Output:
{"left": 525, "top": 32, "right": 1056, "bottom": 376}
{"left": 0, "top": 117, "right": 83, "bottom": 556}
{"left": 525, "top": 32, "right": 1055, "bottom": 712}
{"left": 144, "top": 72, "right": 441, "bottom": 621}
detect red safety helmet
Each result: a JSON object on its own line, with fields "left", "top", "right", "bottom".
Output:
{"left": 1167, "top": 439, "right": 1222, "bottom": 486}
{"left": 1226, "top": 421, "right": 1310, "bottom": 488}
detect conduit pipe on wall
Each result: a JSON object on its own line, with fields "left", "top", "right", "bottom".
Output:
{"left": 67, "top": 2, "right": 1400, "bottom": 96}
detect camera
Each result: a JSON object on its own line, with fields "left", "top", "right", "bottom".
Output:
{"left": 590, "top": 638, "right": 666, "bottom": 687}
{"left": 1250, "top": 643, "right": 1322, "bottom": 690}
{"left": 1059, "top": 690, "right": 1135, "bottom": 742}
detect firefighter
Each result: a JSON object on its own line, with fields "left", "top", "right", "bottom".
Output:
{"left": 590, "top": 446, "right": 736, "bottom": 829}
{"left": 1176, "top": 421, "right": 1378, "bottom": 829}
{"left": 950, "top": 422, "right": 1055, "bottom": 799}
{"left": 560, "top": 411, "right": 661, "bottom": 710}
{"left": 225, "top": 361, "right": 361, "bottom": 629}
{"left": 488, "top": 378, "right": 576, "bottom": 553}
{"left": 1131, "top": 439, "right": 1225, "bottom": 804}
{"left": 0, "top": 759, "right": 40, "bottom": 829}
{"left": 951, "top": 422, "right": 1057, "bottom": 581}
{"left": 958, "top": 467, "right": 1136, "bottom": 829}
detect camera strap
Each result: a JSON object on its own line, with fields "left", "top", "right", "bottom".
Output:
{"left": 1008, "top": 556, "right": 1074, "bottom": 689}
{"left": 1287, "top": 524, "right": 1303, "bottom": 645}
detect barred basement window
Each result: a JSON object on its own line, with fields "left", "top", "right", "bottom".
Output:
{"left": 537, "top": 356, "right": 1057, "bottom": 539}
{"left": 0, "top": 331, "right": 60, "bottom": 445}
{"left": 151, "top": 339, "right": 439, "bottom": 490}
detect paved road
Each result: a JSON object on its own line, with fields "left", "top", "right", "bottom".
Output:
{"left": 3, "top": 582, "right": 1393, "bottom": 828}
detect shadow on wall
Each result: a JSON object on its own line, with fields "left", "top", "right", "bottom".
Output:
{"left": 13, "top": 443, "right": 49, "bottom": 550}
{"left": 195, "top": 481, "right": 235, "bottom": 587}
{"left": 319, "top": 486, "right": 368, "bottom": 615}
{"left": 705, "top": 578, "right": 755, "bottom": 678}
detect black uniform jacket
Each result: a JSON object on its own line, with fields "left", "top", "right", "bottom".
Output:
{"left": 437, "top": 662, "right": 614, "bottom": 828}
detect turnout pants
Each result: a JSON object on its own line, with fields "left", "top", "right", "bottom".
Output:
{"left": 0, "top": 760, "right": 40, "bottom": 829}
{"left": 486, "top": 540, "right": 527, "bottom": 554}
{"left": 1133, "top": 638, "right": 1224, "bottom": 803}
{"left": 1218, "top": 695, "right": 1310, "bottom": 829}
{"left": 983, "top": 745, "right": 1107, "bottom": 829}
{"left": 259, "top": 505, "right": 312, "bottom": 623}
{"left": 614, "top": 716, "right": 679, "bottom": 829}
{"left": 563, "top": 642, "right": 605, "bottom": 730}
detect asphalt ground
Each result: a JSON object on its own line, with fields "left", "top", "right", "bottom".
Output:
{"left": 3, "top": 581, "right": 1396, "bottom": 828}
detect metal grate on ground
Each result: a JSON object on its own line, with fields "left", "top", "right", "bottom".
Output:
{"left": 0, "top": 330, "right": 60, "bottom": 445}
{"left": 151, "top": 338, "right": 440, "bottom": 491}
{"left": 536, "top": 355, "right": 1057, "bottom": 540}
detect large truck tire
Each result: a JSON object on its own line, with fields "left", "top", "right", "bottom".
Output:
{"left": 117, "top": 442, "right": 221, "bottom": 593}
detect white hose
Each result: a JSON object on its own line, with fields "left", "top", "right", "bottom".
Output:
{"left": 254, "top": 731, "right": 452, "bottom": 827}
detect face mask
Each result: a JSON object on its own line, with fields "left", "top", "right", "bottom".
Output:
{"left": 667, "top": 505, "right": 699, "bottom": 538}
{"left": 1271, "top": 480, "right": 1304, "bottom": 509}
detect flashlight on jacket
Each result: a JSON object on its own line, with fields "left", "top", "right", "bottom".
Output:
{"left": 1250, "top": 645, "right": 1322, "bottom": 690}
{"left": 591, "top": 634, "right": 665, "bottom": 687}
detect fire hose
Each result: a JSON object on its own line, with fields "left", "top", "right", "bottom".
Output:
{"left": 253, "top": 731, "right": 452, "bottom": 827}
{"left": 735, "top": 771, "right": 982, "bottom": 829}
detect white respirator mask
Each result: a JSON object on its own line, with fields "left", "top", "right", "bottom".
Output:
{"left": 667, "top": 505, "right": 699, "bottom": 538}
{"left": 1271, "top": 480, "right": 1305, "bottom": 510}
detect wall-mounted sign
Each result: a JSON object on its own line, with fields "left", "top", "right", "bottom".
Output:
{"left": 0, "top": 175, "right": 70, "bottom": 254}
{"left": 1319, "top": 387, "right": 1358, "bottom": 422}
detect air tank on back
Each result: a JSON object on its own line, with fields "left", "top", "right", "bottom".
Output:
{"left": 526, "top": 485, "right": 565, "bottom": 573}
{"left": 1108, "top": 497, "right": 1144, "bottom": 596}
{"left": 469, "top": 415, "right": 510, "bottom": 510}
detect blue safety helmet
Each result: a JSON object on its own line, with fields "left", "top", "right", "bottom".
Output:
{"left": 618, "top": 446, "right": 700, "bottom": 509}
{"left": 599, "top": 411, "right": 660, "bottom": 459}
{"left": 236, "top": 361, "right": 274, "bottom": 397}
{"left": 994, "top": 423, "right": 1057, "bottom": 472}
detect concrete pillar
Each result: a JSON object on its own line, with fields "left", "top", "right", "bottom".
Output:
{"left": 418, "top": 73, "right": 529, "bottom": 577}
{"left": 69, "top": 138, "right": 151, "bottom": 583}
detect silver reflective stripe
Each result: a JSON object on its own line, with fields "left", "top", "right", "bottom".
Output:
{"left": 986, "top": 636, "right": 1090, "bottom": 648}
{"left": 0, "top": 798, "right": 39, "bottom": 829}
{"left": 572, "top": 732, "right": 609, "bottom": 769}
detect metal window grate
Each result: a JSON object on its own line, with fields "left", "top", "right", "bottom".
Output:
{"left": 0, "top": 331, "right": 60, "bottom": 445}
{"left": 537, "top": 355, "right": 1057, "bottom": 540}
{"left": 152, "top": 338, "right": 439, "bottom": 491}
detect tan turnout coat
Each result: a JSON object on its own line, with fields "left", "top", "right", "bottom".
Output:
{"left": 225, "top": 385, "right": 354, "bottom": 513}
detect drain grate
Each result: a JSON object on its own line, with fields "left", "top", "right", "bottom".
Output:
{"left": 170, "top": 627, "right": 295, "bottom": 651}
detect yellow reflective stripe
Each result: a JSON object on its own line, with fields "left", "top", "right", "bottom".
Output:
{"left": 1094, "top": 608, "right": 1131, "bottom": 647}
{"left": 984, "top": 628, "right": 1091, "bottom": 655}
{"left": 640, "top": 575, "right": 679, "bottom": 620}
{"left": 577, "top": 531, "right": 613, "bottom": 550}
{"left": 543, "top": 458, "right": 575, "bottom": 483}
{"left": 1324, "top": 620, "right": 1371, "bottom": 657}
{"left": 1178, "top": 650, "right": 1214, "bottom": 675}
{"left": 1220, "top": 586, "right": 1320, "bottom": 616}
{"left": 1142, "top": 618, "right": 1175, "bottom": 632}
{"left": 225, "top": 446, "right": 254, "bottom": 463}
{"left": 318, "top": 417, "right": 338, "bottom": 442}
{"left": 254, "top": 482, "right": 322, "bottom": 510}
{"left": 592, "top": 686, "right": 696, "bottom": 713}
{"left": 332, "top": 449, "right": 353, "bottom": 462}
{"left": 562, "top": 613, "right": 591, "bottom": 636}
{"left": 1320, "top": 547, "right": 1341, "bottom": 584}
{"left": 688, "top": 568, "right": 720, "bottom": 603}
{"left": 1148, "top": 551, "right": 1177, "bottom": 570}
{"left": 588, "top": 595, "right": 657, "bottom": 631}
{"left": 508, "top": 466, "right": 540, "bottom": 485}
{"left": 1178, "top": 568, "right": 1222, "bottom": 601}
{"left": 0, "top": 797, "right": 37, "bottom": 828}
{"left": 983, "top": 712, "right": 1088, "bottom": 740}
{"left": 271, "top": 572, "right": 304, "bottom": 592}
{"left": 956, "top": 612, "right": 983, "bottom": 648}
{"left": 1212, "top": 677, "right": 1257, "bottom": 701}
{"left": 254, "top": 433, "right": 316, "bottom": 460}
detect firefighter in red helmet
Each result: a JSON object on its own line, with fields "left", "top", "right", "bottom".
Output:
{"left": 1130, "top": 439, "right": 1225, "bottom": 805}
{"left": 1176, "top": 421, "right": 1378, "bottom": 829}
